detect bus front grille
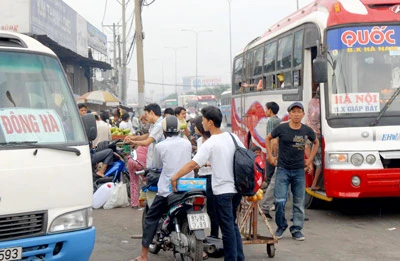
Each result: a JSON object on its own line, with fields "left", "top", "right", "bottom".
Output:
{"left": 0, "top": 211, "right": 47, "bottom": 241}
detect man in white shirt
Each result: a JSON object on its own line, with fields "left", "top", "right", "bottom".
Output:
{"left": 124, "top": 103, "right": 165, "bottom": 168}
{"left": 171, "top": 106, "right": 245, "bottom": 261}
{"left": 92, "top": 113, "right": 111, "bottom": 147}
{"left": 135, "top": 115, "right": 194, "bottom": 261}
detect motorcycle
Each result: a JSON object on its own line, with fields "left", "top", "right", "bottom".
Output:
{"left": 92, "top": 139, "right": 130, "bottom": 198}
{"left": 135, "top": 169, "right": 209, "bottom": 261}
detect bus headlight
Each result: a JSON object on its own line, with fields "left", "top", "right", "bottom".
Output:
{"left": 351, "top": 176, "right": 361, "bottom": 187}
{"left": 350, "top": 153, "right": 364, "bottom": 166}
{"left": 365, "top": 154, "right": 376, "bottom": 165}
{"left": 49, "top": 208, "right": 93, "bottom": 233}
{"left": 328, "top": 153, "right": 348, "bottom": 163}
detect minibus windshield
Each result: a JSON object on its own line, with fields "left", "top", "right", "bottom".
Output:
{"left": 0, "top": 51, "right": 86, "bottom": 145}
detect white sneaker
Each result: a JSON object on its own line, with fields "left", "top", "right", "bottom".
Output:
{"left": 270, "top": 205, "right": 275, "bottom": 211}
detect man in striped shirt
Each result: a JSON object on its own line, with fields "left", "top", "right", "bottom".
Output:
{"left": 261, "top": 102, "right": 281, "bottom": 219}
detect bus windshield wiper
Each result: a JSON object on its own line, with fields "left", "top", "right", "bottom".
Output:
{"left": 0, "top": 141, "right": 81, "bottom": 156}
{"left": 370, "top": 87, "right": 400, "bottom": 126}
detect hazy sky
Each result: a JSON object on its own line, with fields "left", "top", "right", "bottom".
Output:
{"left": 63, "top": 0, "right": 314, "bottom": 101}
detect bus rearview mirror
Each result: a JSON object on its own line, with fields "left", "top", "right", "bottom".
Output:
{"left": 313, "top": 56, "right": 328, "bottom": 83}
{"left": 82, "top": 113, "right": 97, "bottom": 141}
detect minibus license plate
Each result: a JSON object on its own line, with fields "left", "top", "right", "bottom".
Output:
{"left": 187, "top": 213, "right": 210, "bottom": 230}
{"left": 0, "top": 247, "right": 22, "bottom": 261}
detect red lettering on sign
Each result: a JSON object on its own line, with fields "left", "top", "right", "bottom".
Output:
{"left": 49, "top": 115, "right": 60, "bottom": 132}
{"left": 29, "top": 115, "right": 40, "bottom": 133}
{"left": 39, "top": 114, "right": 51, "bottom": 132}
{"left": 343, "top": 94, "right": 351, "bottom": 104}
{"left": 10, "top": 114, "right": 22, "bottom": 134}
{"left": 341, "top": 26, "right": 396, "bottom": 47}
{"left": 355, "top": 93, "right": 377, "bottom": 105}
{"left": 0, "top": 116, "right": 13, "bottom": 134}
{"left": 18, "top": 115, "right": 32, "bottom": 133}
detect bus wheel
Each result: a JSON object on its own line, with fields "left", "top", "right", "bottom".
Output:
{"left": 304, "top": 192, "right": 321, "bottom": 209}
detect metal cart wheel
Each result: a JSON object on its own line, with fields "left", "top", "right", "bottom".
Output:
{"left": 266, "top": 243, "right": 275, "bottom": 258}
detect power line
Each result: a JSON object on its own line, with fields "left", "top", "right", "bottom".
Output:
{"left": 101, "top": 0, "right": 108, "bottom": 25}
{"left": 129, "top": 79, "right": 227, "bottom": 87}
{"left": 143, "top": 0, "right": 156, "bottom": 6}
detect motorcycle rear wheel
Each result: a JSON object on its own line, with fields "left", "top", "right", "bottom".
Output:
{"left": 180, "top": 220, "right": 203, "bottom": 261}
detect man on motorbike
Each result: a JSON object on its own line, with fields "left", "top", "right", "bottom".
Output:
{"left": 91, "top": 147, "right": 114, "bottom": 178}
{"left": 134, "top": 115, "right": 194, "bottom": 261}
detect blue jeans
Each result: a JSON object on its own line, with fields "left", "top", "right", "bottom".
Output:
{"left": 214, "top": 193, "right": 244, "bottom": 261}
{"left": 274, "top": 167, "right": 305, "bottom": 234}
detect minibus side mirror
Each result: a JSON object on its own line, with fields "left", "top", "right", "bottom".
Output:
{"left": 313, "top": 56, "right": 328, "bottom": 83}
{"left": 82, "top": 113, "right": 97, "bottom": 141}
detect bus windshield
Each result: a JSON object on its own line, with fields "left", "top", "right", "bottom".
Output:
{"left": 0, "top": 52, "right": 86, "bottom": 145}
{"left": 200, "top": 100, "right": 218, "bottom": 107}
{"left": 326, "top": 25, "right": 400, "bottom": 120}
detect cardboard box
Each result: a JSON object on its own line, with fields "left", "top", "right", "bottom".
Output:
{"left": 170, "top": 178, "right": 207, "bottom": 192}
{"left": 111, "top": 135, "right": 127, "bottom": 141}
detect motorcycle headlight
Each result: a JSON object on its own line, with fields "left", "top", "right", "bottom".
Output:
{"left": 350, "top": 153, "right": 364, "bottom": 166}
{"left": 49, "top": 208, "right": 93, "bottom": 233}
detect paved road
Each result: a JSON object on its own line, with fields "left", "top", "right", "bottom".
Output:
{"left": 90, "top": 197, "right": 400, "bottom": 261}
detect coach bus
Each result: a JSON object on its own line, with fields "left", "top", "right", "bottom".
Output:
{"left": 220, "top": 89, "right": 232, "bottom": 126}
{"left": 197, "top": 95, "right": 218, "bottom": 109}
{"left": 231, "top": 0, "right": 400, "bottom": 207}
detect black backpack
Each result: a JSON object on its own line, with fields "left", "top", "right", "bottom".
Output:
{"left": 229, "top": 133, "right": 257, "bottom": 196}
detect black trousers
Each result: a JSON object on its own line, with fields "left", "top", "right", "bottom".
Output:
{"left": 205, "top": 175, "right": 219, "bottom": 238}
{"left": 142, "top": 195, "right": 169, "bottom": 247}
{"left": 91, "top": 148, "right": 114, "bottom": 166}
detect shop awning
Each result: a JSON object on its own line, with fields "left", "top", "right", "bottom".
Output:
{"left": 32, "top": 34, "right": 112, "bottom": 71}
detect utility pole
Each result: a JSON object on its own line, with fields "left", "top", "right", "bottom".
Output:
{"left": 135, "top": 0, "right": 145, "bottom": 113}
{"left": 164, "top": 46, "right": 187, "bottom": 97}
{"left": 103, "top": 23, "right": 121, "bottom": 94}
{"left": 112, "top": 23, "right": 118, "bottom": 90}
{"left": 227, "top": 0, "right": 233, "bottom": 80}
{"left": 121, "top": 0, "right": 127, "bottom": 105}
{"left": 182, "top": 29, "right": 212, "bottom": 94}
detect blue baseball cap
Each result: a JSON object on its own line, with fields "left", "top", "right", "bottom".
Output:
{"left": 287, "top": 102, "right": 304, "bottom": 112}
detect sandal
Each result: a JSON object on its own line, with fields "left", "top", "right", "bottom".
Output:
{"left": 203, "top": 252, "right": 209, "bottom": 260}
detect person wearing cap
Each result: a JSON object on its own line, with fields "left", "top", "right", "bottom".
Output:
{"left": 135, "top": 115, "right": 194, "bottom": 261}
{"left": 265, "top": 101, "right": 319, "bottom": 241}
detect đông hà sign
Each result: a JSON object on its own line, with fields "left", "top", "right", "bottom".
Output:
{"left": 331, "top": 92, "right": 380, "bottom": 113}
{"left": 0, "top": 108, "right": 66, "bottom": 143}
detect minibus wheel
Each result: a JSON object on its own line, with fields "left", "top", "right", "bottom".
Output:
{"left": 304, "top": 192, "right": 321, "bottom": 209}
